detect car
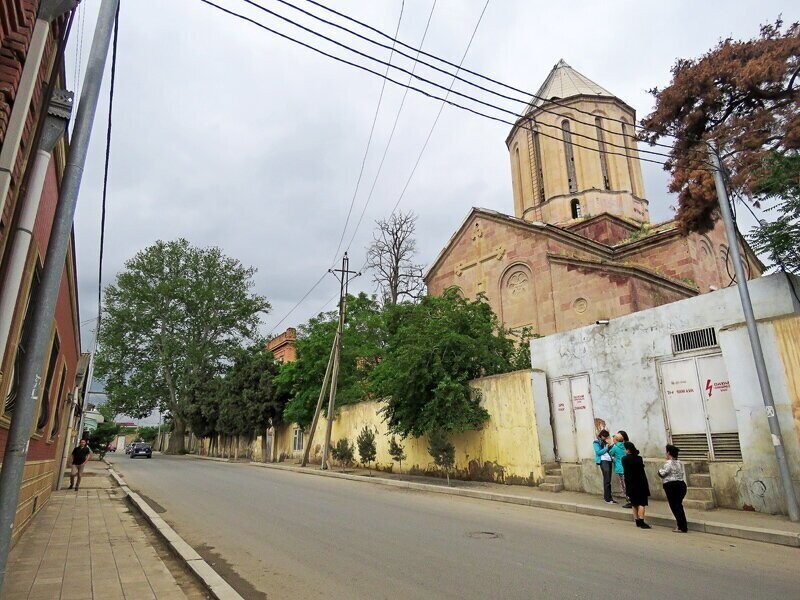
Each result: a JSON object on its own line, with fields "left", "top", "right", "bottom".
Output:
{"left": 129, "top": 443, "right": 152, "bottom": 459}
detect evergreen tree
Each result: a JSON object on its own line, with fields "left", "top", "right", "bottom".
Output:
{"left": 388, "top": 436, "right": 407, "bottom": 474}
{"left": 356, "top": 425, "right": 377, "bottom": 476}
{"left": 428, "top": 430, "right": 455, "bottom": 486}
{"left": 330, "top": 438, "right": 354, "bottom": 472}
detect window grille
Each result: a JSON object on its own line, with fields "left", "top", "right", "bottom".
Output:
{"left": 671, "top": 327, "right": 717, "bottom": 354}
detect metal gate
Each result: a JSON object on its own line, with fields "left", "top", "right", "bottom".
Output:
{"left": 549, "top": 374, "right": 595, "bottom": 463}
{"left": 658, "top": 353, "right": 741, "bottom": 460}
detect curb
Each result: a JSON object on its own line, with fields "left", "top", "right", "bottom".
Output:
{"left": 189, "top": 455, "right": 800, "bottom": 549}
{"left": 105, "top": 462, "right": 244, "bottom": 600}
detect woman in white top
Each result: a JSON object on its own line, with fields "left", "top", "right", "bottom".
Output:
{"left": 658, "top": 444, "right": 688, "bottom": 533}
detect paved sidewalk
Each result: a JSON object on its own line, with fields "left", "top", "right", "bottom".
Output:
{"left": 4, "top": 461, "right": 206, "bottom": 600}
{"left": 191, "top": 454, "right": 800, "bottom": 547}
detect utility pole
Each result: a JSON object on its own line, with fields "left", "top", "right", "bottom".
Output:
{"left": 320, "top": 253, "right": 360, "bottom": 470}
{"left": 708, "top": 145, "right": 800, "bottom": 522}
{"left": 301, "top": 340, "right": 336, "bottom": 466}
{"left": 0, "top": 0, "right": 121, "bottom": 589}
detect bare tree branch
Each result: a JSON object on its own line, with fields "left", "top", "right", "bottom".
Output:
{"left": 365, "top": 211, "right": 426, "bottom": 305}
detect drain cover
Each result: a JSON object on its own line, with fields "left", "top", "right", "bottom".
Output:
{"left": 466, "top": 531, "right": 501, "bottom": 539}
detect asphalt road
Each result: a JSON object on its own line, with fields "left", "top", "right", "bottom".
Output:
{"left": 107, "top": 454, "right": 800, "bottom": 600}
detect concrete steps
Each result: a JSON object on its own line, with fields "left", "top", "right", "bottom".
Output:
{"left": 539, "top": 482, "right": 564, "bottom": 492}
{"left": 687, "top": 473, "right": 711, "bottom": 487}
{"left": 684, "top": 498, "right": 715, "bottom": 511}
{"left": 683, "top": 461, "right": 715, "bottom": 510}
{"left": 687, "top": 486, "right": 714, "bottom": 502}
{"left": 540, "top": 463, "right": 564, "bottom": 493}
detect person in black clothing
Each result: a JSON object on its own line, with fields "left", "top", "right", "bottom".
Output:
{"left": 621, "top": 441, "right": 651, "bottom": 529}
{"left": 658, "top": 444, "right": 688, "bottom": 533}
{"left": 69, "top": 439, "right": 92, "bottom": 491}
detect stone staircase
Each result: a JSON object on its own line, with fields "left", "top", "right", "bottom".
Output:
{"left": 540, "top": 462, "right": 564, "bottom": 492}
{"left": 684, "top": 461, "right": 715, "bottom": 510}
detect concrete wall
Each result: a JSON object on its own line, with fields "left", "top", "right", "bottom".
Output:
{"left": 270, "top": 370, "right": 547, "bottom": 485}
{"left": 530, "top": 273, "right": 800, "bottom": 514}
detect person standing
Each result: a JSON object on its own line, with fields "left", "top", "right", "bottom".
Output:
{"left": 659, "top": 444, "right": 688, "bottom": 533}
{"left": 608, "top": 433, "right": 631, "bottom": 508}
{"left": 594, "top": 430, "right": 615, "bottom": 504}
{"left": 69, "top": 439, "right": 92, "bottom": 491}
{"left": 621, "top": 441, "right": 651, "bottom": 528}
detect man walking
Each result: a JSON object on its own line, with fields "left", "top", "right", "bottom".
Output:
{"left": 69, "top": 439, "right": 92, "bottom": 491}
{"left": 594, "top": 429, "right": 615, "bottom": 504}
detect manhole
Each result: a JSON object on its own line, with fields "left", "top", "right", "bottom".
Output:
{"left": 466, "top": 531, "right": 502, "bottom": 540}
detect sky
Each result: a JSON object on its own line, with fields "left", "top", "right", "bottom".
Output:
{"left": 66, "top": 0, "right": 798, "bottom": 360}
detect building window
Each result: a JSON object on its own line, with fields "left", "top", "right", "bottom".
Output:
{"left": 532, "top": 129, "right": 545, "bottom": 202}
{"left": 621, "top": 119, "right": 636, "bottom": 194}
{"left": 562, "top": 120, "right": 578, "bottom": 193}
{"left": 49, "top": 365, "right": 68, "bottom": 441}
{"left": 595, "top": 117, "right": 611, "bottom": 190}
{"left": 4, "top": 263, "right": 42, "bottom": 419}
{"left": 571, "top": 199, "right": 582, "bottom": 219}
{"left": 37, "top": 333, "right": 61, "bottom": 432}
{"left": 513, "top": 146, "right": 524, "bottom": 202}
{"left": 292, "top": 428, "right": 304, "bottom": 452}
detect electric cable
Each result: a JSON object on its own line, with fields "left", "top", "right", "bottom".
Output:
{"left": 342, "top": 0, "right": 438, "bottom": 255}
{"left": 267, "top": 270, "right": 328, "bottom": 335}
{"left": 235, "top": 0, "right": 680, "bottom": 163}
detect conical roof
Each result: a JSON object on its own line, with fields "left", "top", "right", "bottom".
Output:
{"left": 527, "top": 59, "right": 614, "bottom": 111}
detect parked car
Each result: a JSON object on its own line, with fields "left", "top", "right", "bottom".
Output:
{"left": 129, "top": 443, "right": 152, "bottom": 459}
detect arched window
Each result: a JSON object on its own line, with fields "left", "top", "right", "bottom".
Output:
{"left": 621, "top": 119, "right": 636, "bottom": 194}
{"left": 514, "top": 146, "right": 523, "bottom": 201}
{"left": 595, "top": 117, "right": 611, "bottom": 190}
{"left": 532, "top": 130, "right": 545, "bottom": 202}
{"left": 562, "top": 120, "right": 578, "bottom": 193}
{"left": 571, "top": 199, "right": 582, "bottom": 219}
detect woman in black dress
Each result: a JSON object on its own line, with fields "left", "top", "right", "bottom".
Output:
{"left": 621, "top": 441, "right": 651, "bottom": 529}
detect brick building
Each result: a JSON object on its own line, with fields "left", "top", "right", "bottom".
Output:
{"left": 425, "top": 60, "right": 763, "bottom": 335}
{"left": 0, "top": 1, "right": 80, "bottom": 545}
{"left": 267, "top": 327, "right": 297, "bottom": 363}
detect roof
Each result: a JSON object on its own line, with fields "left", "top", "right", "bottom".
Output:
{"left": 527, "top": 59, "right": 614, "bottom": 111}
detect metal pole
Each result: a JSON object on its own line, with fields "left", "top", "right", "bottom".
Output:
{"left": 301, "top": 338, "right": 336, "bottom": 466}
{"left": 708, "top": 145, "right": 800, "bottom": 521}
{"left": 321, "top": 254, "right": 351, "bottom": 470}
{"left": 0, "top": 0, "right": 120, "bottom": 587}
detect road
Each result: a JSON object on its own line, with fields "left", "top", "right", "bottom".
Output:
{"left": 107, "top": 454, "right": 799, "bottom": 600}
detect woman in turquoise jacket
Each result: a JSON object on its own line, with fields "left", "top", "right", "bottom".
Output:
{"left": 608, "top": 433, "right": 631, "bottom": 508}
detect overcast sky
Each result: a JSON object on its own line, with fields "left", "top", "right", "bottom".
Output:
{"left": 66, "top": 0, "right": 797, "bottom": 353}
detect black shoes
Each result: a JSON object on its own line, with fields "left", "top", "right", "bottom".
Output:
{"left": 623, "top": 502, "right": 632, "bottom": 508}
{"left": 635, "top": 519, "right": 651, "bottom": 529}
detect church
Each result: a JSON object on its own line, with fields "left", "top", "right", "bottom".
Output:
{"left": 424, "top": 60, "right": 763, "bottom": 336}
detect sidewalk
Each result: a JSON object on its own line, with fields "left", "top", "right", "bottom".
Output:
{"left": 4, "top": 460, "right": 207, "bottom": 600}
{"left": 191, "top": 454, "right": 800, "bottom": 548}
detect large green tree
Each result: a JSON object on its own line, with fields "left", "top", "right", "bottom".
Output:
{"left": 371, "top": 291, "right": 518, "bottom": 438}
{"left": 280, "top": 293, "right": 383, "bottom": 428}
{"left": 640, "top": 19, "right": 799, "bottom": 235}
{"left": 95, "top": 239, "right": 269, "bottom": 453}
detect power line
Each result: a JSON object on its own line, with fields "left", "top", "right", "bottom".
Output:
{"left": 236, "top": 0, "right": 678, "bottom": 163}
{"left": 343, "top": 0, "right": 438, "bottom": 255}
{"left": 267, "top": 270, "right": 328, "bottom": 335}
{"left": 329, "top": 1, "right": 405, "bottom": 264}
{"left": 197, "top": 0, "right": 683, "bottom": 170}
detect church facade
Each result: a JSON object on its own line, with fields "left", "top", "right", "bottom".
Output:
{"left": 425, "top": 60, "right": 763, "bottom": 336}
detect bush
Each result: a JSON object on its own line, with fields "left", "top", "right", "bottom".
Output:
{"left": 427, "top": 430, "right": 455, "bottom": 486}
{"left": 87, "top": 422, "right": 120, "bottom": 458}
{"left": 330, "top": 438, "right": 354, "bottom": 472}
{"left": 356, "top": 426, "right": 377, "bottom": 475}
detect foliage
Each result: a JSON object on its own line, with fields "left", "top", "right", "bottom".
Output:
{"left": 95, "top": 239, "right": 268, "bottom": 453}
{"left": 640, "top": 19, "right": 800, "bottom": 234}
{"left": 330, "top": 437, "right": 354, "bottom": 472}
{"left": 280, "top": 293, "right": 384, "bottom": 428}
{"left": 356, "top": 425, "right": 377, "bottom": 475}
{"left": 137, "top": 426, "right": 159, "bottom": 444}
{"left": 87, "top": 422, "right": 120, "bottom": 458}
{"left": 747, "top": 153, "right": 800, "bottom": 273}
{"left": 365, "top": 210, "right": 425, "bottom": 305}
{"left": 427, "top": 430, "right": 455, "bottom": 486}
{"left": 371, "top": 291, "right": 519, "bottom": 438}
{"left": 388, "top": 435, "right": 407, "bottom": 472}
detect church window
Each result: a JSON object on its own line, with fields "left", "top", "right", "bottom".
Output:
{"left": 571, "top": 199, "right": 582, "bottom": 219}
{"left": 533, "top": 130, "right": 545, "bottom": 202}
{"left": 561, "top": 120, "right": 578, "bottom": 193}
{"left": 621, "top": 119, "right": 636, "bottom": 194}
{"left": 514, "top": 146, "right": 523, "bottom": 201}
{"left": 507, "top": 271, "right": 530, "bottom": 296}
{"left": 595, "top": 117, "right": 611, "bottom": 190}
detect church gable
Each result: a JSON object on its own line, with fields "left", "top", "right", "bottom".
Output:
{"left": 566, "top": 213, "right": 641, "bottom": 245}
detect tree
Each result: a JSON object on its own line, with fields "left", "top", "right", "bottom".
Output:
{"left": 137, "top": 426, "right": 159, "bottom": 444}
{"left": 365, "top": 211, "right": 425, "bottom": 305}
{"left": 281, "top": 293, "right": 383, "bottom": 428}
{"left": 88, "top": 422, "right": 120, "bottom": 458}
{"left": 330, "top": 437, "right": 354, "bottom": 472}
{"left": 356, "top": 425, "right": 377, "bottom": 475}
{"left": 388, "top": 435, "right": 406, "bottom": 473}
{"left": 217, "top": 345, "right": 283, "bottom": 461}
{"left": 747, "top": 153, "right": 800, "bottom": 273}
{"left": 639, "top": 19, "right": 800, "bottom": 235}
{"left": 427, "top": 430, "right": 455, "bottom": 486}
{"left": 95, "top": 239, "right": 269, "bottom": 454}
{"left": 371, "top": 291, "right": 518, "bottom": 438}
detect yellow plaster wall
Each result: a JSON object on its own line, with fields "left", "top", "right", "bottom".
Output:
{"left": 774, "top": 315, "right": 800, "bottom": 451}
{"left": 273, "top": 370, "right": 545, "bottom": 484}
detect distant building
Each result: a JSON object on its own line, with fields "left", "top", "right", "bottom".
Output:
{"left": 425, "top": 60, "right": 763, "bottom": 336}
{"left": 267, "top": 327, "right": 297, "bottom": 363}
